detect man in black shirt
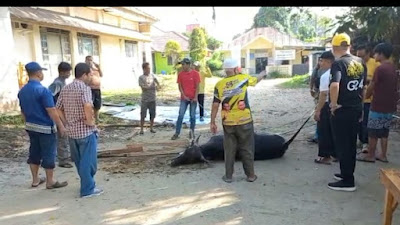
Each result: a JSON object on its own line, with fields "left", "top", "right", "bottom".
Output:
{"left": 328, "top": 33, "right": 367, "bottom": 192}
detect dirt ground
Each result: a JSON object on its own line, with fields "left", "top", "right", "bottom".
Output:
{"left": 1, "top": 79, "right": 400, "bottom": 225}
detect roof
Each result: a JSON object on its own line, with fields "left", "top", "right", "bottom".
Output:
{"left": 151, "top": 31, "right": 190, "bottom": 52}
{"left": 10, "top": 7, "right": 151, "bottom": 42}
{"left": 223, "top": 27, "right": 307, "bottom": 49}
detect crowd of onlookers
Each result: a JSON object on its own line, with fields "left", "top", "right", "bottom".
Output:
{"left": 16, "top": 32, "right": 399, "bottom": 198}
{"left": 309, "top": 33, "right": 399, "bottom": 191}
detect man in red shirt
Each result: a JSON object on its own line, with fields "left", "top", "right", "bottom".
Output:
{"left": 171, "top": 58, "right": 200, "bottom": 140}
{"left": 357, "top": 43, "right": 399, "bottom": 163}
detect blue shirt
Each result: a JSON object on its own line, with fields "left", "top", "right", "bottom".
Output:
{"left": 18, "top": 80, "right": 56, "bottom": 134}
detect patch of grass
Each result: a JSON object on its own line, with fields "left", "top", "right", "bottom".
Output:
{"left": 0, "top": 115, "right": 24, "bottom": 126}
{"left": 99, "top": 113, "right": 128, "bottom": 125}
{"left": 279, "top": 74, "right": 310, "bottom": 89}
{"left": 269, "top": 70, "right": 291, "bottom": 78}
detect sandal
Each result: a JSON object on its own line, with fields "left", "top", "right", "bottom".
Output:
{"left": 31, "top": 177, "right": 46, "bottom": 187}
{"left": 356, "top": 154, "right": 375, "bottom": 163}
{"left": 139, "top": 131, "right": 144, "bottom": 135}
{"left": 222, "top": 175, "right": 233, "bottom": 183}
{"left": 59, "top": 162, "right": 73, "bottom": 168}
{"left": 314, "top": 158, "right": 331, "bottom": 165}
{"left": 171, "top": 134, "right": 179, "bottom": 140}
{"left": 376, "top": 157, "right": 389, "bottom": 163}
{"left": 46, "top": 181, "right": 68, "bottom": 189}
{"left": 150, "top": 129, "right": 156, "bottom": 133}
{"left": 246, "top": 175, "right": 258, "bottom": 182}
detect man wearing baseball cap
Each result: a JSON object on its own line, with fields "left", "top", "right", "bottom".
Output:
{"left": 210, "top": 58, "right": 267, "bottom": 183}
{"left": 328, "top": 33, "right": 367, "bottom": 192}
{"left": 171, "top": 58, "right": 201, "bottom": 140}
{"left": 18, "top": 61, "right": 68, "bottom": 189}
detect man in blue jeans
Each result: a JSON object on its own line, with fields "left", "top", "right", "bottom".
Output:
{"left": 171, "top": 58, "right": 201, "bottom": 140}
{"left": 18, "top": 62, "right": 68, "bottom": 189}
{"left": 56, "top": 63, "right": 102, "bottom": 198}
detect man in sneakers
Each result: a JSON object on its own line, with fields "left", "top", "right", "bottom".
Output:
{"left": 356, "top": 43, "right": 399, "bottom": 163}
{"left": 18, "top": 62, "right": 68, "bottom": 189}
{"left": 56, "top": 63, "right": 103, "bottom": 198}
{"left": 313, "top": 51, "right": 337, "bottom": 165}
{"left": 48, "top": 62, "right": 73, "bottom": 168}
{"left": 210, "top": 58, "right": 267, "bottom": 183}
{"left": 138, "top": 62, "right": 160, "bottom": 135}
{"left": 329, "top": 33, "right": 367, "bottom": 192}
{"left": 171, "top": 58, "right": 200, "bottom": 140}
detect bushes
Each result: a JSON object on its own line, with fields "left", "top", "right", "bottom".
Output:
{"left": 268, "top": 70, "right": 291, "bottom": 78}
{"left": 207, "top": 51, "right": 224, "bottom": 71}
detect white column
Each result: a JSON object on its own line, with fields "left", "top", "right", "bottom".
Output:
{"left": 31, "top": 24, "right": 42, "bottom": 63}
{"left": 0, "top": 7, "right": 19, "bottom": 113}
{"left": 246, "top": 48, "right": 250, "bottom": 73}
{"left": 70, "top": 30, "right": 80, "bottom": 67}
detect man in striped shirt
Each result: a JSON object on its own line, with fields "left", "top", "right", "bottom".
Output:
{"left": 18, "top": 62, "right": 68, "bottom": 189}
{"left": 56, "top": 63, "right": 102, "bottom": 198}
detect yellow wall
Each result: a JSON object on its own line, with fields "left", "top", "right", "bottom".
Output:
{"left": 39, "top": 7, "right": 68, "bottom": 14}
{"left": 244, "top": 37, "right": 274, "bottom": 49}
{"left": 293, "top": 50, "right": 302, "bottom": 64}
{"left": 120, "top": 18, "right": 138, "bottom": 31}
{"left": 103, "top": 13, "right": 119, "bottom": 27}
{"left": 73, "top": 7, "right": 98, "bottom": 22}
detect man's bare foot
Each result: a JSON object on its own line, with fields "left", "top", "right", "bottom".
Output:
{"left": 246, "top": 175, "right": 258, "bottom": 182}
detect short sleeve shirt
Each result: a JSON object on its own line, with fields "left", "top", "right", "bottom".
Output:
{"left": 364, "top": 58, "right": 380, "bottom": 103}
{"left": 17, "top": 80, "right": 56, "bottom": 134}
{"left": 319, "top": 69, "right": 331, "bottom": 102}
{"left": 138, "top": 74, "right": 158, "bottom": 102}
{"left": 330, "top": 54, "right": 367, "bottom": 110}
{"left": 56, "top": 79, "right": 96, "bottom": 139}
{"left": 177, "top": 70, "right": 200, "bottom": 100}
{"left": 213, "top": 74, "right": 257, "bottom": 126}
{"left": 371, "top": 62, "right": 399, "bottom": 113}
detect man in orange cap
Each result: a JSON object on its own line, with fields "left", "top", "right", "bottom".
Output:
{"left": 328, "top": 33, "right": 367, "bottom": 192}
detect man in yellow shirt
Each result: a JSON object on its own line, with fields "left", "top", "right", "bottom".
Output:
{"left": 210, "top": 58, "right": 267, "bottom": 183}
{"left": 193, "top": 61, "right": 212, "bottom": 122}
{"left": 356, "top": 45, "right": 380, "bottom": 152}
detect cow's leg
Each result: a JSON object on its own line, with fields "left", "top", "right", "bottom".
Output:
{"left": 237, "top": 123, "right": 256, "bottom": 179}
{"left": 223, "top": 125, "right": 238, "bottom": 180}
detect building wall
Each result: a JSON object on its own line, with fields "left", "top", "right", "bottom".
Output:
{"left": 38, "top": 7, "right": 69, "bottom": 14}
{"left": 0, "top": 8, "right": 19, "bottom": 113}
{"left": 13, "top": 30, "right": 34, "bottom": 63}
{"left": 154, "top": 52, "right": 174, "bottom": 74}
{"left": 72, "top": 7, "right": 98, "bottom": 22}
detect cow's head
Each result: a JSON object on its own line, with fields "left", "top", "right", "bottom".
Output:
{"left": 170, "top": 135, "right": 204, "bottom": 167}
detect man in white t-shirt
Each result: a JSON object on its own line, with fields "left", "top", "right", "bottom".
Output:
{"left": 314, "top": 51, "right": 337, "bottom": 165}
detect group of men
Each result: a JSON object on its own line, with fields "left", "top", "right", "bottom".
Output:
{"left": 311, "top": 33, "right": 398, "bottom": 191}
{"left": 18, "top": 57, "right": 103, "bottom": 198}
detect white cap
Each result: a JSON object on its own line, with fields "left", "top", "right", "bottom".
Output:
{"left": 193, "top": 61, "right": 200, "bottom": 67}
{"left": 223, "top": 58, "right": 239, "bottom": 69}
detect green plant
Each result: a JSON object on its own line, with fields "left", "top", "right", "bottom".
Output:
{"left": 268, "top": 70, "right": 290, "bottom": 78}
{"left": 207, "top": 51, "right": 224, "bottom": 71}
{"left": 189, "top": 27, "right": 208, "bottom": 62}
{"left": 164, "top": 40, "right": 183, "bottom": 65}
{"left": 279, "top": 74, "right": 309, "bottom": 89}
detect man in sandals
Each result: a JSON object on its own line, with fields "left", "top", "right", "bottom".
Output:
{"left": 57, "top": 63, "right": 102, "bottom": 198}
{"left": 210, "top": 58, "right": 267, "bottom": 183}
{"left": 139, "top": 62, "right": 160, "bottom": 135}
{"left": 356, "top": 43, "right": 399, "bottom": 164}
{"left": 18, "top": 62, "right": 68, "bottom": 189}
{"left": 313, "top": 51, "right": 337, "bottom": 165}
{"left": 48, "top": 62, "right": 73, "bottom": 168}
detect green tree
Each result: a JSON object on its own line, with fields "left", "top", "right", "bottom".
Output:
{"left": 189, "top": 27, "right": 208, "bottom": 62}
{"left": 164, "top": 40, "right": 182, "bottom": 65}
{"left": 253, "top": 7, "right": 292, "bottom": 32}
{"left": 335, "top": 7, "right": 400, "bottom": 68}
{"left": 207, "top": 37, "right": 222, "bottom": 50}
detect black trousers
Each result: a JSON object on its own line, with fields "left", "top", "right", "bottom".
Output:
{"left": 317, "top": 103, "right": 336, "bottom": 158}
{"left": 198, "top": 94, "right": 205, "bottom": 117}
{"left": 331, "top": 107, "right": 361, "bottom": 185}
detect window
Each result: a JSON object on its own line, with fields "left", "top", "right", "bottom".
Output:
{"left": 282, "top": 60, "right": 290, "bottom": 65}
{"left": 77, "top": 33, "right": 99, "bottom": 58}
{"left": 241, "top": 58, "right": 246, "bottom": 68}
{"left": 40, "top": 27, "right": 71, "bottom": 63}
{"left": 167, "top": 56, "right": 173, "bottom": 65}
{"left": 125, "top": 40, "right": 138, "bottom": 58}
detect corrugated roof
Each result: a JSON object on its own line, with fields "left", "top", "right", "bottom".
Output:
{"left": 10, "top": 7, "right": 151, "bottom": 42}
{"left": 223, "top": 27, "right": 307, "bottom": 49}
{"left": 151, "top": 31, "right": 189, "bottom": 52}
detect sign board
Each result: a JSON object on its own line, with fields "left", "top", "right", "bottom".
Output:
{"left": 274, "top": 50, "right": 296, "bottom": 60}
{"left": 254, "top": 53, "right": 268, "bottom": 58}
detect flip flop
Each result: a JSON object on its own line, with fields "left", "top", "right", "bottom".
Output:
{"left": 246, "top": 175, "right": 258, "bottom": 182}
{"left": 314, "top": 158, "right": 332, "bottom": 165}
{"left": 222, "top": 175, "right": 233, "bottom": 183}
{"left": 59, "top": 163, "right": 73, "bottom": 168}
{"left": 150, "top": 129, "right": 156, "bottom": 133}
{"left": 376, "top": 158, "right": 389, "bottom": 163}
{"left": 46, "top": 181, "right": 68, "bottom": 189}
{"left": 31, "top": 177, "right": 46, "bottom": 187}
{"left": 139, "top": 131, "right": 144, "bottom": 135}
{"left": 356, "top": 154, "right": 375, "bottom": 163}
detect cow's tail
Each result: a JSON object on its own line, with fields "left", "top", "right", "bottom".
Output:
{"left": 282, "top": 111, "right": 315, "bottom": 150}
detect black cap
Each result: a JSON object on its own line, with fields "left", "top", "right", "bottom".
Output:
{"left": 178, "top": 58, "right": 191, "bottom": 65}
{"left": 319, "top": 51, "right": 335, "bottom": 61}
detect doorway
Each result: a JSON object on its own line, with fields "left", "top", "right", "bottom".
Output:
{"left": 255, "top": 57, "right": 268, "bottom": 74}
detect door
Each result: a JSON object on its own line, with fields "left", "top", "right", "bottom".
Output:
{"left": 255, "top": 57, "right": 268, "bottom": 74}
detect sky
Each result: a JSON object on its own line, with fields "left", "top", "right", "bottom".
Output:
{"left": 137, "top": 7, "right": 350, "bottom": 43}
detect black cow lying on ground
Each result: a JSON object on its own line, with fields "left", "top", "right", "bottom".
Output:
{"left": 170, "top": 114, "right": 312, "bottom": 167}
